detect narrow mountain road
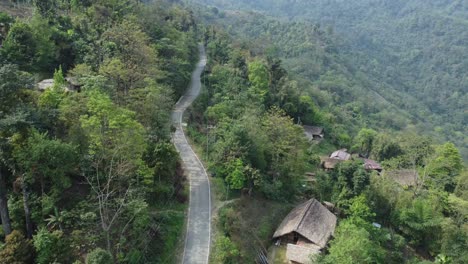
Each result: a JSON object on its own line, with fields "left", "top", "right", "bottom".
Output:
{"left": 172, "top": 45, "right": 210, "bottom": 264}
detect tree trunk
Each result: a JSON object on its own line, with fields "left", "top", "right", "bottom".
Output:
{"left": 0, "top": 169, "right": 12, "bottom": 235}
{"left": 21, "top": 177, "right": 33, "bottom": 239}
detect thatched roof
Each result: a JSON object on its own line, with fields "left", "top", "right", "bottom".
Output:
{"left": 321, "top": 157, "right": 342, "bottom": 169}
{"left": 37, "top": 78, "right": 82, "bottom": 92}
{"left": 363, "top": 159, "right": 382, "bottom": 171}
{"left": 286, "top": 243, "right": 320, "bottom": 264}
{"left": 330, "top": 149, "right": 351, "bottom": 160}
{"left": 37, "top": 79, "right": 54, "bottom": 91}
{"left": 384, "top": 169, "right": 419, "bottom": 187}
{"left": 303, "top": 125, "right": 324, "bottom": 140}
{"left": 273, "top": 199, "right": 337, "bottom": 248}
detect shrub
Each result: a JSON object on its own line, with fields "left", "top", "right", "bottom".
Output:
{"left": 0, "top": 230, "right": 34, "bottom": 264}
{"left": 33, "top": 228, "right": 73, "bottom": 264}
{"left": 86, "top": 248, "right": 113, "bottom": 264}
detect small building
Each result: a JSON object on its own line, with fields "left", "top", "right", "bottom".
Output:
{"left": 273, "top": 199, "right": 337, "bottom": 264}
{"left": 363, "top": 159, "right": 383, "bottom": 173}
{"left": 36, "top": 77, "right": 82, "bottom": 92}
{"left": 303, "top": 126, "right": 324, "bottom": 141}
{"left": 384, "top": 169, "right": 419, "bottom": 187}
{"left": 321, "top": 157, "right": 342, "bottom": 170}
{"left": 329, "top": 149, "right": 351, "bottom": 161}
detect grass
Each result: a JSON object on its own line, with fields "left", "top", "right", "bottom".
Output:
{"left": 213, "top": 197, "right": 294, "bottom": 262}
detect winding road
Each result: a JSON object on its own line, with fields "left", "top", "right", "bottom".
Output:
{"left": 172, "top": 45, "right": 211, "bottom": 264}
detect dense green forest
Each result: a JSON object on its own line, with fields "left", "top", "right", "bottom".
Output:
{"left": 0, "top": 0, "right": 466, "bottom": 263}
{"left": 192, "top": 0, "right": 468, "bottom": 160}
{"left": 0, "top": 0, "right": 198, "bottom": 262}
{"left": 183, "top": 1, "right": 467, "bottom": 263}
{"left": 184, "top": 22, "right": 467, "bottom": 263}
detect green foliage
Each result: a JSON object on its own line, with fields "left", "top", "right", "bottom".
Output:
{"left": 86, "top": 248, "right": 113, "bottom": 264}
{"left": 13, "top": 131, "right": 77, "bottom": 197}
{"left": 427, "top": 142, "right": 463, "bottom": 191}
{"left": 0, "top": 230, "right": 34, "bottom": 264}
{"left": 33, "top": 227, "right": 73, "bottom": 264}
{"left": 319, "top": 220, "right": 385, "bottom": 264}
{"left": 316, "top": 160, "right": 370, "bottom": 208}
{"left": 0, "top": 21, "right": 37, "bottom": 71}
{"left": 397, "top": 196, "right": 444, "bottom": 250}
{"left": 247, "top": 60, "right": 269, "bottom": 101}
{"left": 225, "top": 158, "right": 246, "bottom": 190}
{"left": 353, "top": 128, "right": 378, "bottom": 157}
{"left": 213, "top": 236, "right": 240, "bottom": 264}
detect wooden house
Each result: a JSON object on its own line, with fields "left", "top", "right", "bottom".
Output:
{"left": 363, "top": 159, "right": 383, "bottom": 173}
{"left": 273, "top": 199, "right": 337, "bottom": 264}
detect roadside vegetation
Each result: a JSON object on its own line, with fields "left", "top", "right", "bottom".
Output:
{"left": 0, "top": 0, "right": 197, "bottom": 262}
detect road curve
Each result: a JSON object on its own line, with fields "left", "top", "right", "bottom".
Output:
{"left": 172, "top": 45, "right": 210, "bottom": 264}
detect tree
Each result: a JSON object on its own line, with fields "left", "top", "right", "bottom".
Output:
{"left": 248, "top": 60, "right": 269, "bottom": 102}
{"left": 353, "top": 128, "right": 377, "bottom": 158}
{"left": 427, "top": 142, "right": 463, "bottom": 191}
{"left": 0, "top": 22, "right": 37, "bottom": 71}
{"left": 13, "top": 131, "right": 76, "bottom": 237}
{"left": 0, "top": 64, "right": 32, "bottom": 236}
{"left": 398, "top": 197, "right": 444, "bottom": 250}
{"left": 225, "top": 158, "right": 246, "bottom": 190}
{"left": 80, "top": 90, "right": 148, "bottom": 253}
{"left": 100, "top": 19, "right": 157, "bottom": 96}
{"left": 320, "top": 220, "right": 385, "bottom": 264}
{"left": 259, "top": 108, "right": 307, "bottom": 199}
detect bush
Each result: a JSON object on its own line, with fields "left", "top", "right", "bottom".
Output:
{"left": 86, "top": 248, "right": 113, "bottom": 264}
{"left": 33, "top": 228, "right": 73, "bottom": 264}
{"left": 0, "top": 230, "right": 34, "bottom": 264}
{"left": 213, "top": 236, "right": 240, "bottom": 264}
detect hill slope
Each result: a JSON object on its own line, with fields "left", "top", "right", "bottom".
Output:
{"left": 193, "top": 0, "right": 468, "bottom": 158}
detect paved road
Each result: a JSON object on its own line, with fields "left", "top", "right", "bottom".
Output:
{"left": 172, "top": 45, "right": 210, "bottom": 264}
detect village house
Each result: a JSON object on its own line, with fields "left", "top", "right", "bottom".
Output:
{"left": 329, "top": 149, "right": 351, "bottom": 161}
{"left": 321, "top": 149, "right": 351, "bottom": 170}
{"left": 37, "top": 77, "right": 82, "bottom": 92}
{"left": 273, "top": 198, "right": 337, "bottom": 264}
{"left": 362, "top": 158, "right": 383, "bottom": 173}
{"left": 303, "top": 125, "right": 324, "bottom": 141}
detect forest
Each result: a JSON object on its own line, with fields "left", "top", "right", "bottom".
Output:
{"left": 193, "top": 0, "right": 468, "bottom": 160}
{"left": 0, "top": 0, "right": 466, "bottom": 263}
{"left": 185, "top": 20, "right": 467, "bottom": 263}
{"left": 0, "top": 0, "right": 198, "bottom": 263}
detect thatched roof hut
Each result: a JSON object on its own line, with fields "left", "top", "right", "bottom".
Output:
{"left": 330, "top": 149, "right": 351, "bottom": 160}
{"left": 37, "top": 79, "right": 55, "bottom": 91}
{"left": 384, "top": 169, "right": 419, "bottom": 187}
{"left": 273, "top": 198, "right": 337, "bottom": 248}
{"left": 363, "top": 159, "right": 382, "bottom": 172}
{"left": 321, "top": 157, "right": 342, "bottom": 170}
{"left": 36, "top": 77, "right": 82, "bottom": 92}
{"left": 303, "top": 125, "right": 324, "bottom": 141}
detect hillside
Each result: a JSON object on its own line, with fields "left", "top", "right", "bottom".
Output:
{"left": 193, "top": 0, "right": 468, "bottom": 159}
